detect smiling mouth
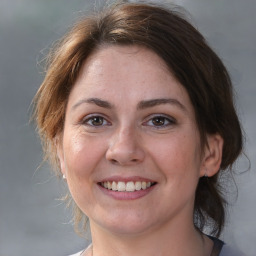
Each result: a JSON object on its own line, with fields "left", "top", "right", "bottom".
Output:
{"left": 99, "top": 181, "right": 157, "bottom": 192}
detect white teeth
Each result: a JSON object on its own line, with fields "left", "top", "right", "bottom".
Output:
{"left": 117, "top": 181, "right": 126, "bottom": 192}
{"left": 126, "top": 181, "right": 135, "bottom": 192}
{"left": 101, "top": 181, "right": 154, "bottom": 192}
{"left": 142, "top": 181, "right": 147, "bottom": 190}
{"left": 112, "top": 181, "right": 117, "bottom": 191}
{"left": 135, "top": 181, "right": 142, "bottom": 190}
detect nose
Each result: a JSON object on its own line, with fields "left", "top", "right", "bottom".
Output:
{"left": 106, "top": 128, "right": 145, "bottom": 166}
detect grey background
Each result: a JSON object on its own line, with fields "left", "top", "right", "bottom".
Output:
{"left": 0, "top": 0, "right": 255, "bottom": 255}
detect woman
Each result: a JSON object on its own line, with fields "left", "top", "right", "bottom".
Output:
{"left": 33, "top": 1, "right": 243, "bottom": 255}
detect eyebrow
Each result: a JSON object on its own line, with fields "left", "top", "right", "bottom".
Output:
{"left": 71, "top": 98, "right": 113, "bottom": 110}
{"left": 71, "top": 97, "right": 186, "bottom": 112}
{"left": 137, "top": 98, "right": 186, "bottom": 111}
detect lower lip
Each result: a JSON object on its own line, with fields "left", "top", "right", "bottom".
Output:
{"left": 97, "top": 184, "right": 156, "bottom": 200}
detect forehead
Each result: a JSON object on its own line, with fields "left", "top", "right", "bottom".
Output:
{"left": 77, "top": 45, "right": 171, "bottom": 88}
{"left": 68, "top": 45, "right": 193, "bottom": 113}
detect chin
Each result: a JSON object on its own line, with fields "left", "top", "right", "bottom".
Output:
{"left": 92, "top": 211, "right": 158, "bottom": 236}
{"left": 104, "top": 223, "right": 152, "bottom": 236}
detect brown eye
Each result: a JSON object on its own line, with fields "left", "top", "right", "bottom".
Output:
{"left": 83, "top": 116, "right": 108, "bottom": 127}
{"left": 91, "top": 116, "right": 104, "bottom": 126}
{"left": 143, "top": 115, "right": 176, "bottom": 128}
{"left": 152, "top": 117, "right": 166, "bottom": 126}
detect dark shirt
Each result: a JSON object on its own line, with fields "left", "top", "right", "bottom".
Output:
{"left": 209, "top": 236, "right": 224, "bottom": 256}
{"left": 209, "top": 236, "right": 245, "bottom": 256}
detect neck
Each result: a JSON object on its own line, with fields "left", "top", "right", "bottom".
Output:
{"left": 88, "top": 216, "right": 212, "bottom": 256}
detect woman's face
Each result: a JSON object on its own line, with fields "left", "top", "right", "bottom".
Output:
{"left": 58, "top": 45, "right": 220, "bottom": 235}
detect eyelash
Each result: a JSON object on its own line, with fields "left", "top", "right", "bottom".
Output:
{"left": 143, "top": 114, "right": 176, "bottom": 128}
{"left": 81, "top": 114, "right": 110, "bottom": 127}
{"left": 80, "top": 114, "right": 176, "bottom": 129}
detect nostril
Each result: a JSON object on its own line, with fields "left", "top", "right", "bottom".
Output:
{"left": 110, "top": 159, "right": 118, "bottom": 164}
{"left": 109, "top": 158, "right": 139, "bottom": 165}
{"left": 106, "top": 144, "right": 145, "bottom": 165}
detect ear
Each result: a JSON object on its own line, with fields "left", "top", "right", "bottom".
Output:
{"left": 200, "top": 134, "right": 224, "bottom": 177}
{"left": 55, "top": 136, "right": 66, "bottom": 176}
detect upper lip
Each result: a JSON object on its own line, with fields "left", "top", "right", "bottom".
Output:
{"left": 98, "top": 175, "right": 157, "bottom": 183}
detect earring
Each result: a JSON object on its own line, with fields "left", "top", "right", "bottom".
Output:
{"left": 204, "top": 169, "right": 208, "bottom": 178}
{"left": 63, "top": 174, "right": 66, "bottom": 180}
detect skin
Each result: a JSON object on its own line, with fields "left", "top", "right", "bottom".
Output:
{"left": 57, "top": 45, "right": 223, "bottom": 256}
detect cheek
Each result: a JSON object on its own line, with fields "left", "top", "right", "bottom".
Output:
{"left": 63, "top": 132, "right": 107, "bottom": 178}
{"left": 62, "top": 132, "right": 108, "bottom": 210}
{"left": 148, "top": 132, "right": 202, "bottom": 176}
{"left": 154, "top": 133, "right": 202, "bottom": 203}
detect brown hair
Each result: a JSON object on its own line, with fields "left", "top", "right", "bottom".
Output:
{"left": 33, "top": 1, "right": 243, "bottom": 236}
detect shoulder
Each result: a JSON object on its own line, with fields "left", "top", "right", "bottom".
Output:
{"left": 207, "top": 235, "right": 245, "bottom": 256}
{"left": 220, "top": 244, "right": 245, "bottom": 256}
{"left": 68, "top": 244, "right": 92, "bottom": 256}
{"left": 68, "top": 251, "right": 83, "bottom": 256}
